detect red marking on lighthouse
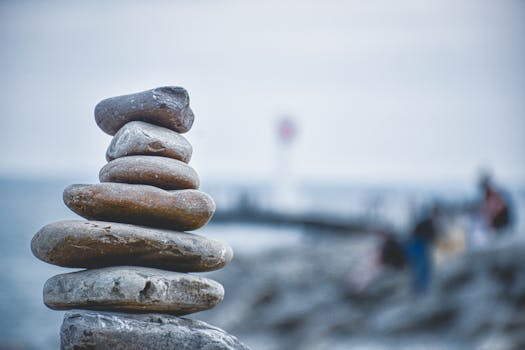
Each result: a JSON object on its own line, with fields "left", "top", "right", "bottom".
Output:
{"left": 278, "top": 117, "right": 297, "bottom": 144}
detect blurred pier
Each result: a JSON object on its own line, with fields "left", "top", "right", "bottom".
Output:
{"left": 213, "top": 206, "right": 371, "bottom": 233}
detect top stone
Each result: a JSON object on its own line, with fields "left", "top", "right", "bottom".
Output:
{"left": 95, "top": 87, "right": 195, "bottom": 135}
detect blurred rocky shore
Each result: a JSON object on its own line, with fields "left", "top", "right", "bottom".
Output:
{"left": 198, "top": 237, "right": 525, "bottom": 350}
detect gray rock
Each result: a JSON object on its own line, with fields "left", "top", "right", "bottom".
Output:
{"left": 63, "top": 183, "right": 215, "bottom": 231}
{"left": 99, "top": 155, "right": 199, "bottom": 190}
{"left": 31, "top": 220, "right": 233, "bottom": 272}
{"left": 61, "top": 310, "right": 250, "bottom": 350}
{"left": 106, "top": 121, "right": 193, "bottom": 162}
{"left": 95, "top": 86, "right": 194, "bottom": 135}
{"left": 44, "top": 266, "right": 224, "bottom": 315}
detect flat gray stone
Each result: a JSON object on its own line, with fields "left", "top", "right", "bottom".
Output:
{"left": 99, "top": 155, "right": 199, "bottom": 190}
{"left": 106, "top": 121, "right": 193, "bottom": 162}
{"left": 95, "top": 86, "right": 194, "bottom": 135}
{"left": 31, "top": 220, "right": 232, "bottom": 272}
{"left": 63, "top": 183, "right": 215, "bottom": 231}
{"left": 44, "top": 266, "right": 224, "bottom": 315}
{"left": 61, "top": 310, "right": 249, "bottom": 350}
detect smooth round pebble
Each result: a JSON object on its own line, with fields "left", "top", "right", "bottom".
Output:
{"left": 99, "top": 156, "right": 199, "bottom": 190}
{"left": 106, "top": 121, "right": 192, "bottom": 162}
{"left": 31, "top": 220, "right": 232, "bottom": 272}
{"left": 63, "top": 183, "right": 215, "bottom": 231}
{"left": 44, "top": 266, "right": 224, "bottom": 315}
{"left": 95, "top": 86, "right": 194, "bottom": 135}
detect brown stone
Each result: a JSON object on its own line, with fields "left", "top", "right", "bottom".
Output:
{"left": 106, "top": 121, "right": 192, "bottom": 162}
{"left": 43, "top": 266, "right": 224, "bottom": 315}
{"left": 99, "top": 156, "right": 199, "bottom": 190}
{"left": 31, "top": 220, "right": 232, "bottom": 272}
{"left": 63, "top": 183, "right": 215, "bottom": 231}
{"left": 94, "top": 86, "right": 194, "bottom": 135}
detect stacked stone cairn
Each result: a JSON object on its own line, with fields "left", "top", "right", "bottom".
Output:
{"left": 31, "top": 87, "right": 248, "bottom": 349}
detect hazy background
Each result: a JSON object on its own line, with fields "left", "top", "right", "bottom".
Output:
{"left": 1, "top": 0, "right": 524, "bottom": 185}
{"left": 1, "top": 1, "right": 525, "bottom": 349}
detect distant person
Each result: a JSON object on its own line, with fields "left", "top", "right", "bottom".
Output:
{"left": 405, "top": 207, "right": 439, "bottom": 294}
{"left": 469, "top": 174, "right": 512, "bottom": 248}
{"left": 346, "top": 228, "right": 405, "bottom": 293}
{"left": 379, "top": 230, "right": 406, "bottom": 270}
{"left": 480, "top": 175, "right": 511, "bottom": 232}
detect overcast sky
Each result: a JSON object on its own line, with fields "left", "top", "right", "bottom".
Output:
{"left": 1, "top": 0, "right": 524, "bottom": 186}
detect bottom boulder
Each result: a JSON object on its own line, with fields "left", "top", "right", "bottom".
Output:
{"left": 61, "top": 310, "right": 249, "bottom": 350}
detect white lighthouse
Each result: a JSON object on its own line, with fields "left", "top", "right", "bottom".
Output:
{"left": 274, "top": 116, "right": 300, "bottom": 211}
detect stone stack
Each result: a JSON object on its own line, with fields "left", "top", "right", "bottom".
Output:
{"left": 31, "top": 87, "right": 248, "bottom": 350}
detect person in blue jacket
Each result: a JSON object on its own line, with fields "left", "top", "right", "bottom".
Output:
{"left": 405, "top": 207, "right": 439, "bottom": 294}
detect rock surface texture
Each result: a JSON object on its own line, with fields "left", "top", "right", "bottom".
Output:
{"left": 63, "top": 183, "right": 215, "bottom": 231}
{"left": 31, "top": 86, "right": 247, "bottom": 349}
{"left": 106, "top": 121, "right": 192, "bottom": 162}
{"left": 99, "top": 155, "right": 199, "bottom": 190}
{"left": 31, "top": 220, "right": 232, "bottom": 271}
{"left": 95, "top": 87, "right": 194, "bottom": 135}
{"left": 44, "top": 266, "right": 224, "bottom": 314}
{"left": 61, "top": 310, "right": 249, "bottom": 350}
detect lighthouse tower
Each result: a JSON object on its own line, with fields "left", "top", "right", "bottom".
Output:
{"left": 274, "top": 116, "right": 299, "bottom": 211}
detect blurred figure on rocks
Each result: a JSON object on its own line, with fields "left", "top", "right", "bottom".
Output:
{"left": 405, "top": 206, "right": 440, "bottom": 294}
{"left": 346, "top": 227, "right": 406, "bottom": 292}
{"left": 480, "top": 174, "right": 512, "bottom": 231}
{"left": 469, "top": 173, "right": 513, "bottom": 249}
{"left": 379, "top": 229, "right": 407, "bottom": 270}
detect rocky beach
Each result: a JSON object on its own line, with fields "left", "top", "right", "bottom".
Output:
{"left": 198, "top": 235, "right": 525, "bottom": 350}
